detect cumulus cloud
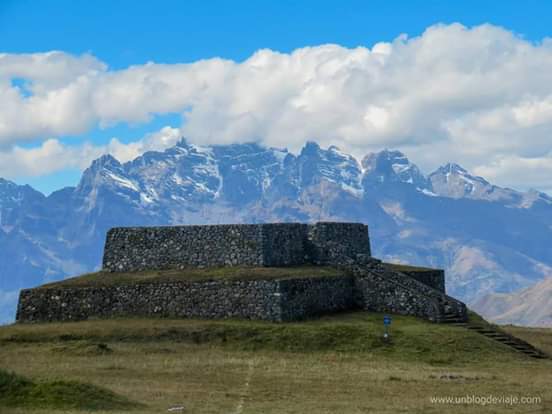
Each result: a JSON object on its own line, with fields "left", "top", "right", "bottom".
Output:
{"left": 0, "top": 127, "right": 182, "bottom": 179}
{"left": 3, "top": 23, "right": 552, "bottom": 192}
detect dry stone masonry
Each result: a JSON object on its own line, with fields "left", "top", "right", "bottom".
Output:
{"left": 17, "top": 275, "right": 355, "bottom": 322}
{"left": 102, "top": 222, "right": 370, "bottom": 272}
{"left": 16, "top": 221, "right": 467, "bottom": 324}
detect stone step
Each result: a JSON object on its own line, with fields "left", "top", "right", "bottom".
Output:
{"left": 501, "top": 341, "right": 524, "bottom": 346}
{"left": 451, "top": 321, "right": 549, "bottom": 360}
{"left": 484, "top": 335, "right": 511, "bottom": 340}
{"left": 511, "top": 345, "right": 533, "bottom": 350}
{"left": 520, "top": 350, "right": 542, "bottom": 356}
{"left": 438, "top": 314, "right": 467, "bottom": 323}
{"left": 492, "top": 340, "right": 519, "bottom": 346}
{"left": 486, "top": 336, "right": 512, "bottom": 342}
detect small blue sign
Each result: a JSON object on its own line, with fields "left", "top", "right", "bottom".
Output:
{"left": 383, "top": 315, "right": 392, "bottom": 326}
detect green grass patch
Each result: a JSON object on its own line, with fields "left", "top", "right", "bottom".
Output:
{"left": 0, "top": 312, "right": 519, "bottom": 365}
{"left": 37, "top": 266, "right": 344, "bottom": 289}
{"left": 0, "top": 368, "right": 139, "bottom": 410}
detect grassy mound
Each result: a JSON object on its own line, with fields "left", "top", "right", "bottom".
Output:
{"left": 37, "top": 265, "right": 343, "bottom": 289}
{"left": 0, "top": 368, "right": 138, "bottom": 411}
{"left": 0, "top": 312, "right": 522, "bottom": 365}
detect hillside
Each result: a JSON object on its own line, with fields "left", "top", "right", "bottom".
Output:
{"left": 472, "top": 276, "right": 552, "bottom": 327}
{"left": 2, "top": 141, "right": 552, "bottom": 324}
{"left": 1, "top": 313, "right": 550, "bottom": 413}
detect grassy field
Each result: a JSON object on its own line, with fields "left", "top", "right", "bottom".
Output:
{"left": 1, "top": 312, "right": 551, "bottom": 413}
{"left": 37, "top": 266, "right": 344, "bottom": 289}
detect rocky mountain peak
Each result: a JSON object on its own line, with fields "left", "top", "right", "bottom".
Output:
{"left": 89, "top": 154, "right": 122, "bottom": 171}
{"left": 75, "top": 153, "right": 139, "bottom": 202}
{"left": 440, "top": 162, "right": 469, "bottom": 175}
{"left": 0, "top": 178, "right": 45, "bottom": 206}
{"left": 361, "top": 149, "right": 430, "bottom": 189}
{"left": 299, "top": 141, "right": 322, "bottom": 157}
{"left": 296, "top": 142, "right": 362, "bottom": 194}
{"left": 429, "top": 162, "right": 494, "bottom": 199}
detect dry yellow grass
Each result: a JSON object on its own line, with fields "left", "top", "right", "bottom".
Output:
{"left": 1, "top": 313, "right": 551, "bottom": 413}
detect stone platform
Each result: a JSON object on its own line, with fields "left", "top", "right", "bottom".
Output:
{"left": 16, "top": 221, "right": 467, "bottom": 324}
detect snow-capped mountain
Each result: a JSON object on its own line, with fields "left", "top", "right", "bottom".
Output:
{"left": 2, "top": 140, "right": 552, "bottom": 325}
{"left": 428, "top": 162, "right": 552, "bottom": 209}
{"left": 362, "top": 149, "right": 431, "bottom": 190}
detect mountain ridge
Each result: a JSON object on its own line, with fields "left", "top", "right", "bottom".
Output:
{"left": 1, "top": 139, "right": 552, "bottom": 325}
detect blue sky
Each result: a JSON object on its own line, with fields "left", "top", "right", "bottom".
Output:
{"left": 2, "top": 1, "right": 552, "bottom": 194}
{"left": 3, "top": 0, "right": 550, "bottom": 64}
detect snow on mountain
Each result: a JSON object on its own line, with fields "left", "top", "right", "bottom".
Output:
{"left": 361, "top": 149, "right": 431, "bottom": 190}
{"left": 75, "top": 154, "right": 142, "bottom": 211}
{"left": 126, "top": 139, "right": 222, "bottom": 205}
{"left": 429, "top": 163, "right": 512, "bottom": 204}
{"left": 428, "top": 163, "right": 552, "bottom": 211}
{"left": 297, "top": 142, "right": 363, "bottom": 197}
{"left": 212, "top": 142, "right": 289, "bottom": 205}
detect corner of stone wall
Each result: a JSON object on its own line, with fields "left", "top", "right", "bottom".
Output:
{"left": 15, "top": 289, "right": 27, "bottom": 323}
{"left": 338, "top": 258, "right": 466, "bottom": 323}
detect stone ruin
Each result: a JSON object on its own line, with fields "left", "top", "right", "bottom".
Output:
{"left": 16, "top": 222, "right": 467, "bottom": 323}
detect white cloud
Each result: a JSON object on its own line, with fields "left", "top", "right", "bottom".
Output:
{"left": 0, "top": 127, "right": 181, "bottom": 179}
{"left": 3, "top": 23, "right": 552, "bottom": 192}
{"left": 474, "top": 154, "right": 552, "bottom": 195}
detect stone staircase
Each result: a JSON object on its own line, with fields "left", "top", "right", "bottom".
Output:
{"left": 334, "top": 252, "right": 548, "bottom": 360}
{"left": 436, "top": 309, "right": 467, "bottom": 324}
{"left": 324, "top": 252, "right": 468, "bottom": 324}
{"left": 441, "top": 313, "right": 549, "bottom": 359}
{"left": 327, "top": 251, "right": 547, "bottom": 360}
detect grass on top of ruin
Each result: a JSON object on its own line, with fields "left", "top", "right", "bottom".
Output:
{"left": 1, "top": 311, "right": 552, "bottom": 414}
{"left": 36, "top": 266, "right": 344, "bottom": 289}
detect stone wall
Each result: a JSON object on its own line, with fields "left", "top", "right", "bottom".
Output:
{"left": 307, "top": 222, "right": 371, "bottom": 264}
{"left": 102, "top": 225, "right": 265, "bottom": 272}
{"left": 350, "top": 262, "right": 466, "bottom": 323}
{"left": 260, "top": 223, "right": 308, "bottom": 267}
{"left": 278, "top": 276, "right": 355, "bottom": 321}
{"left": 16, "top": 275, "right": 355, "bottom": 323}
{"left": 102, "top": 222, "right": 371, "bottom": 273}
{"left": 354, "top": 272, "right": 441, "bottom": 321}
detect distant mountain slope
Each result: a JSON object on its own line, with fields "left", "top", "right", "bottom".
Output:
{"left": 1, "top": 139, "right": 552, "bottom": 324}
{"left": 472, "top": 277, "right": 552, "bottom": 327}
